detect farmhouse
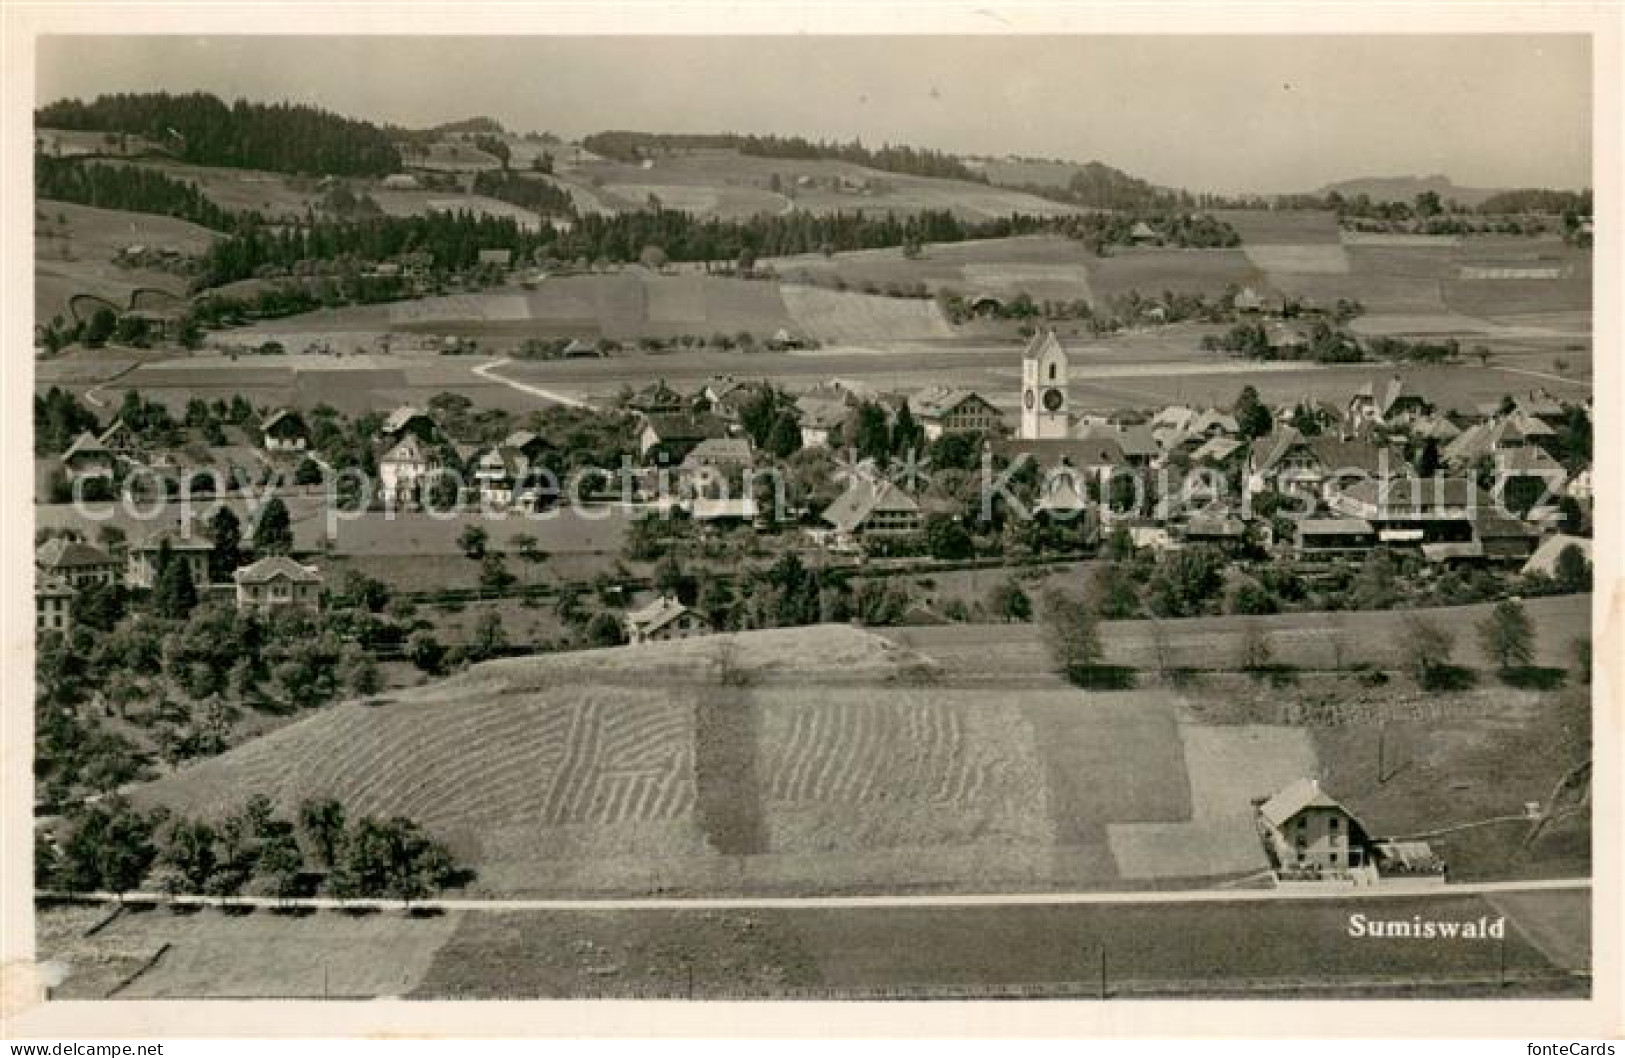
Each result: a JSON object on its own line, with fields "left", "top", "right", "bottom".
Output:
{"left": 1233, "top": 286, "right": 1266, "bottom": 313}
{"left": 126, "top": 527, "right": 213, "bottom": 590}
{"left": 379, "top": 434, "right": 445, "bottom": 507}
{"left": 627, "top": 379, "right": 688, "bottom": 415}
{"left": 1179, "top": 514, "right": 1249, "bottom": 553}
{"left": 36, "top": 537, "right": 119, "bottom": 588}
{"left": 260, "top": 409, "right": 310, "bottom": 452}
{"left": 679, "top": 436, "right": 755, "bottom": 497}
{"left": 624, "top": 594, "right": 712, "bottom": 645}
{"left": 1247, "top": 428, "right": 1405, "bottom": 501}
{"left": 795, "top": 399, "right": 851, "bottom": 450}
{"left": 1257, "top": 778, "right": 1374, "bottom": 875}
{"left": 638, "top": 413, "right": 728, "bottom": 463}
{"left": 1293, "top": 517, "right": 1377, "bottom": 557}
{"left": 1327, "top": 477, "right": 1484, "bottom": 545}
{"left": 908, "top": 386, "right": 1003, "bottom": 440}
{"left": 821, "top": 477, "right": 923, "bottom": 549}
{"left": 233, "top": 556, "right": 323, "bottom": 615}
{"left": 477, "top": 248, "right": 514, "bottom": 271}
{"left": 1074, "top": 423, "right": 1158, "bottom": 467}
{"left": 380, "top": 405, "right": 438, "bottom": 443}
{"left": 1128, "top": 220, "right": 1160, "bottom": 245}
{"left": 61, "top": 431, "right": 116, "bottom": 481}
{"left": 687, "top": 496, "right": 761, "bottom": 527}
{"left": 765, "top": 328, "right": 810, "bottom": 351}
{"left": 474, "top": 445, "right": 531, "bottom": 508}
{"left": 35, "top": 571, "right": 74, "bottom": 634}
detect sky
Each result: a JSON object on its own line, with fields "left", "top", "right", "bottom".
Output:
{"left": 35, "top": 35, "right": 1594, "bottom": 195}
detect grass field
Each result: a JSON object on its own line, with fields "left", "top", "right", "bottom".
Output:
{"left": 126, "top": 160, "right": 325, "bottom": 219}
{"left": 35, "top": 199, "right": 216, "bottom": 322}
{"left": 558, "top": 148, "right": 1085, "bottom": 222}
{"left": 1086, "top": 248, "right": 1264, "bottom": 301}
{"left": 409, "top": 894, "right": 1577, "bottom": 998}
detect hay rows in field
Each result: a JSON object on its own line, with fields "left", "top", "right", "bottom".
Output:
{"left": 137, "top": 689, "right": 696, "bottom": 829}
{"left": 781, "top": 285, "right": 953, "bottom": 342}
{"left": 759, "top": 695, "right": 1018, "bottom": 806}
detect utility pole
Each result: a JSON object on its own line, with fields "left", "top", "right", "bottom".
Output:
{"left": 1099, "top": 947, "right": 1108, "bottom": 1000}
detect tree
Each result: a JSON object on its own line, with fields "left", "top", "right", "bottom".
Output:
{"left": 161, "top": 819, "right": 220, "bottom": 894}
{"left": 1147, "top": 546, "right": 1224, "bottom": 618}
{"left": 470, "top": 610, "right": 507, "bottom": 660}
{"left": 340, "top": 644, "right": 382, "bottom": 696}
{"left": 923, "top": 514, "right": 973, "bottom": 560}
{"left": 1038, "top": 588, "right": 1103, "bottom": 674}
{"left": 252, "top": 497, "right": 294, "bottom": 555}
{"left": 208, "top": 507, "right": 243, "bottom": 582}
{"left": 1477, "top": 599, "right": 1535, "bottom": 671}
{"left": 297, "top": 797, "right": 347, "bottom": 869}
{"left": 1554, "top": 544, "right": 1592, "bottom": 593}
{"left": 890, "top": 402, "right": 924, "bottom": 459}
{"left": 457, "top": 524, "right": 488, "bottom": 560}
{"left": 1415, "top": 437, "right": 1442, "bottom": 478}
{"left": 294, "top": 457, "right": 323, "bottom": 486}
{"left": 329, "top": 817, "right": 458, "bottom": 905}
{"left": 59, "top": 797, "right": 158, "bottom": 897}
{"left": 853, "top": 403, "right": 891, "bottom": 465}
{"left": 1233, "top": 385, "right": 1273, "bottom": 440}
{"left": 153, "top": 551, "right": 198, "bottom": 620}
{"left": 407, "top": 630, "right": 446, "bottom": 675}
{"left": 986, "top": 578, "right": 1032, "bottom": 623}
{"left": 767, "top": 411, "right": 803, "bottom": 460}
{"left": 1087, "top": 561, "right": 1140, "bottom": 619}
{"left": 513, "top": 533, "right": 546, "bottom": 563}
{"left": 639, "top": 245, "right": 669, "bottom": 271}
{"left": 479, "top": 553, "right": 516, "bottom": 594}
{"left": 1238, "top": 620, "right": 1274, "bottom": 672}
{"left": 1395, "top": 614, "right": 1455, "bottom": 688}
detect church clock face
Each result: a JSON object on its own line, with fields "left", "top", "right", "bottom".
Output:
{"left": 1023, "top": 389, "right": 1036, "bottom": 409}
{"left": 1042, "top": 387, "right": 1065, "bottom": 412}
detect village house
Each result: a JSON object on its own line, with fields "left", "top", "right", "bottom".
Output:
{"left": 1246, "top": 427, "right": 1406, "bottom": 503}
{"left": 233, "top": 556, "right": 323, "bottom": 615}
{"left": 60, "top": 431, "right": 117, "bottom": 481}
{"left": 638, "top": 413, "right": 728, "bottom": 464}
{"left": 1327, "top": 476, "right": 1485, "bottom": 546}
{"left": 1292, "top": 517, "right": 1378, "bottom": 558}
{"left": 820, "top": 476, "right": 923, "bottom": 550}
{"left": 1257, "top": 777, "right": 1375, "bottom": 875}
{"left": 764, "top": 328, "right": 811, "bottom": 351}
{"left": 379, "top": 433, "right": 444, "bottom": 507}
{"left": 260, "top": 409, "right": 310, "bottom": 452}
{"left": 380, "top": 405, "right": 438, "bottom": 444}
{"left": 97, "top": 418, "right": 139, "bottom": 457}
{"left": 1346, "top": 376, "right": 1431, "bottom": 432}
{"left": 627, "top": 379, "right": 688, "bottom": 416}
{"left": 624, "top": 594, "right": 712, "bottom": 645}
{"left": 476, "top": 248, "right": 514, "bottom": 272}
{"left": 126, "top": 527, "right": 213, "bottom": 589}
{"left": 1178, "top": 514, "right": 1250, "bottom": 554}
{"left": 1128, "top": 220, "right": 1160, "bottom": 245}
{"left": 795, "top": 399, "right": 851, "bottom": 450}
{"left": 686, "top": 496, "right": 762, "bottom": 528}
{"left": 36, "top": 537, "right": 120, "bottom": 588}
{"left": 679, "top": 436, "right": 756, "bottom": 498}
{"left": 474, "top": 445, "right": 530, "bottom": 508}
{"left": 1073, "top": 422, "right": 1158, "bottom": 468}
{"left": 908, "top": 386, "right": 1004, "bottom": 441}
{"left": 1233, "top": 286, "right": 1266, "bottom": 313}
{"left": 35, "top": 571, "right": 74, "bottom": 634}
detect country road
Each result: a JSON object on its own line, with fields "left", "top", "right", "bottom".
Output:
{"left": 41, "top": 876, "right": 1589, "bottom": 915}
{"left": 472, "top": 357, "right": 596, "bottom": 410}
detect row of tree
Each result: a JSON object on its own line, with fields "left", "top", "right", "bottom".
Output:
{"left": 581, "top": 130, "right": 989, "bottom": 183}
{"left": 36, "top": 157, "right": 242, "bottom": 231}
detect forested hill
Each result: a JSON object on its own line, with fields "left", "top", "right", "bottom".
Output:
{"left": 36, "top": 92, "right": 402, "bottom": 177}
{"left": 581, "top": 131, "right": 988, "bottom": 183}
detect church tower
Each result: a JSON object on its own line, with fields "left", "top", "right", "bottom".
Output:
{"left": 1020, "top": 329, "right": 1070, "bottom": 440}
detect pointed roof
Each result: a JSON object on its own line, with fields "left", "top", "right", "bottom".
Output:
{"left": 233, "top": 555, "right": 321, "bottom": 585}
{"left": 133, "top": 524, "right": 213, "bottom": 553}
{"left": 261, "top": 408, "right": 308, "bottom": 435}
{"left": 382, "top": 405, "right": 432, "bottom": 434}
{"left": 37, "top": 537, "right": 116, "bottom": 569}
{"left": 822, "top": 477, "right": 920, "bottom": 534}
{"left": 1035, "top": 468, "right": 1089, "bottom": 514}
{"left": 1521, "top": 534, "right": 1593, "bottom": 578}
{"left": 1021, "top": 328, "right": 1065, "bottom": 364}
{"left": 1259, "top": 778, "right": 1354, "bottom": 828}
{"left": 626, "top": 594, "right": 705, "bottom": 636}
{"left": 382, "top": 433, "right": 439, "bottom": 464}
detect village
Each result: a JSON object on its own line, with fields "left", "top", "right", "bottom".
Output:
{"left": 23, "top": 45, "right": 1598, "bottom": 1007}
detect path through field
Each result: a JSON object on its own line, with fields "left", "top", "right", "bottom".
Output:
{"left": 472, "top": 357, "right": 596, "bottom": 409}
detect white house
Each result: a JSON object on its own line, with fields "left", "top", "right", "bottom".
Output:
{"left": 233, "top": 556, "right": 323, "bottom": 615}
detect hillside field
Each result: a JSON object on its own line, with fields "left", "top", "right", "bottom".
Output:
{"left": 35, "top": 199, "right": 216, "bottom": 323}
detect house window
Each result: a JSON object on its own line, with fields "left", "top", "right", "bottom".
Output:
{"left": 1048, "top": 364, "right": 1056, "bottom": 381}
{"left": 1329, "top": 817, "right": 1339, "bottom": 831}
{"left": 1330, "top": 853, "right": 1339, "bottom": 866}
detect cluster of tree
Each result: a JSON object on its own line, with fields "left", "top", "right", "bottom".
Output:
{"left": 470, "top": 169, "right": 575, "bottom": 217}
{"left": 1202, "top": 319, "right": 1362, "bottom": 363}
{"left": 38, "top": 793, "right": 463, "bottom": 904}
{"left": 1042, "top": 210, "right": 1241, "bottom": 252}
{"left": 35, "top": 157, "right": 240, "bottom": 231}
{"left": 581, "top": 130, "right": 989, "bottom": 183}
{"left": 1476, "top": 188, "right": 1592, "bottom": 216}
{"left": 34, "top": 386, "right": 101, "bottom": 456}
{"left": 37, "top": 92, "right": 402, "bottom": 176}
{"left": 1364, "top": 335, "right": 1464, "bottom": 365}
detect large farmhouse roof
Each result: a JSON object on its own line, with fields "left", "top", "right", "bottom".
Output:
{"left": 1259, "top": 778, "right": 1355, "bottom": 828}
{"left": 642, "top": 413, "right": 727, "bottom": 444}
{"left": 382, "top": 405, "right": 431, "bottom": 434}
{"left": 822, "top": 477, "right": 920, "bottom": 534}
{"left": 62, "top": 431, "right": 111, "bottom": 462}
{"left": 626, "top": 594, "right": 703, "bottom": 636}
{"left": 908, "top": 385, "right": 991, "bottom": 421}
